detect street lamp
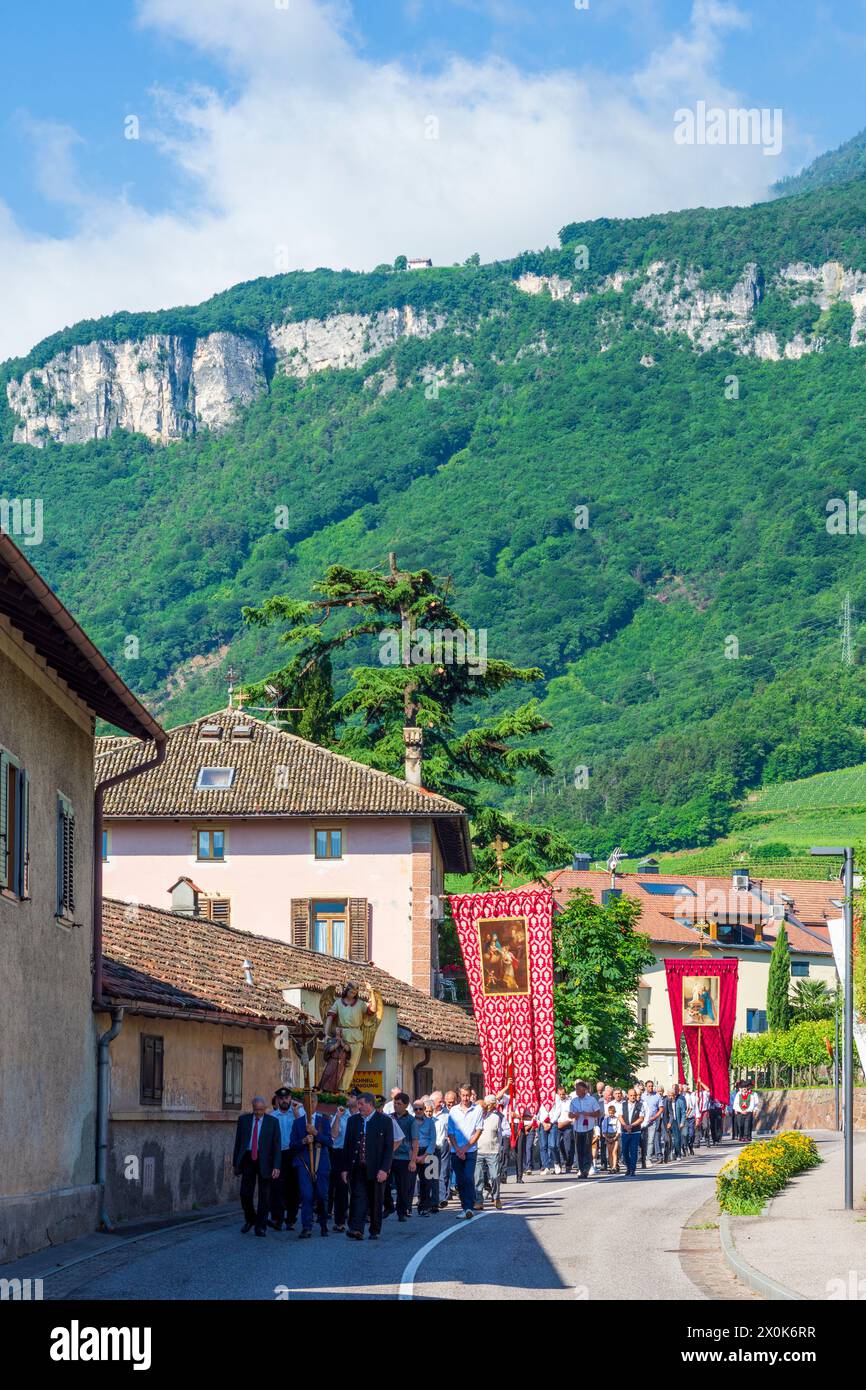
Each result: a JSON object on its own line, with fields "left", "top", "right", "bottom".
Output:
{"left": 811, "top": 846, "right": 854, "bottom": 1211}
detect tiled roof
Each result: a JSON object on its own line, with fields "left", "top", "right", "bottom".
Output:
{"left": 102, "top": 898, "right": 479, "bottom": 1049}
{"left": 523, "top": 870, "right": 835, "bottom": 957}
{"left": 96, "top": 708, "right": 471, "bottom": 871}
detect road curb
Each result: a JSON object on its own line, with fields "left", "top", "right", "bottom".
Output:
{"left": 719, "top": 1211, "right": 803, "bottom": 1301}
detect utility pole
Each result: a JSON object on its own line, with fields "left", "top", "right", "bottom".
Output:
{"left": 840, "top": 592, "right": 854, "bottom": 666}
{"left": 811, "top": 845, "right": 855, "bottom": 1210}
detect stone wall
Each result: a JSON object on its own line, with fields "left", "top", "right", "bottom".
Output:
{"left": 757, "top": 1087, "right": 866, "bottom": 1132}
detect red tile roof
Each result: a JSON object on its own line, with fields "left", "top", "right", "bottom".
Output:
{"left": 523, "top": 870, "right": 834, "bottom": 957}
{"left": 102, "top": 898, "right": 479, "bottom": 1049}
{"left": 96, "top": 707, "right": 472, "bottom": 871}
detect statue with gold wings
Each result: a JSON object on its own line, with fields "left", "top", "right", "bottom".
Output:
{"left": 318, "top": 980, "right": 383, "bottom": 1093}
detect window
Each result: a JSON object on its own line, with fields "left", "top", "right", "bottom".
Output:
{"left": 201, "top": 895, "right": 231, "bottom": 924}
{"left": 102, "top": 828, "right": 109, "bottom": 863}
{"left": 198, "top": 723, "right": 223, "bottom": 740}
{"left": 140, "top": 1034, "right": 164, "bottom": 1105}
{"left": 313, "top": 900, "right": 347, "bottom": 957}
{"left": 197, "top": 828, "right": 225, "bottom": 861}
{"left": 56, "top": 794, "right": 75, "bottom": 920}
{"left": 315, "top": 828, "right": 342, "bottom": 859}
{"left": 792, "top": 961, "right": 810, "bottom": 977}
{"left": 0, "top": 749, "right": 29, "bottom": 899}
{"left": 196, "top": 767, "right": 234, "bottom": 789}
{"left": 222, "top": 1046, "right": 243, "bottom": 1109}
{"left": 746, "top": 1009, "right": 768, "bottom": 1034}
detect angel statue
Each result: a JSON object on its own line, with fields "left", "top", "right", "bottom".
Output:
{"left": 318, "top": 981, "right": 382, "bottom": 1093}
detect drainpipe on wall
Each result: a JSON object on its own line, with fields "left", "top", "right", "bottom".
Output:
{"left": 96, "top": 1007, "right": 124, "bottom": 1231}
{"left": 92, "top": 734, "right": 166, "bottom": 1230}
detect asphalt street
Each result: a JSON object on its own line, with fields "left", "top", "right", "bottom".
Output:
{"left": 39, "top": 1142, "right": 737, "bottom": 1302}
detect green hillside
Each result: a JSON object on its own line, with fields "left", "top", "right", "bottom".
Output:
{"left": 4, "top": 177, "right": 866, "bottom": 857}
{"left": 772, "top": 127, "right": 866, "bottom": 199}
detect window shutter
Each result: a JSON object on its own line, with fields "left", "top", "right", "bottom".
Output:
{"left": 57, "top": 795, "right": 75, "bottom": 917}
{"left": 349, "top": 897, "right": 369, "bottom": 962}
{"left": 0, "top": 752, "right": 8, "bottom": 890}
{"left": 204, "top": 896, "right": 231, "bottom": 925}
{"left": 291, "top": 898, "right": 311, "bottom": 949}
{"left": 18, "top": 770, "right": 29, "bottom": 898}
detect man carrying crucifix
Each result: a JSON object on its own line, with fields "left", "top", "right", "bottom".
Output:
{"left": 289, "top": 1088, "right": 334, "bottom": 1237}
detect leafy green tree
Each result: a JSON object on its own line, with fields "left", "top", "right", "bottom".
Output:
{"left": 767, "top": 924, "right": 792, "bottom": 1032}
{"left": 789, "top": 977, "right": 835, "bottom": 1022}
{"left": 242, "top": 557, "right": 572, "bottom": 872}
{"left": 553, "top": 888, "right": 654, "bottom": 1086}
{"left": 393, "top": 254, "right": 408, "bottom": 271}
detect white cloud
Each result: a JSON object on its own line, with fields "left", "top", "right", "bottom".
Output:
{"left": 0, "top": 0, "right": 782, "bottom": 361}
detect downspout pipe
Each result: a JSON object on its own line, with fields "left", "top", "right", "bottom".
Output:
{"left": 92, "top": 733, "right": 166, "bottom": 1231}
{"left": 97, "top": 1007, "right": 124, "bottom": 1232}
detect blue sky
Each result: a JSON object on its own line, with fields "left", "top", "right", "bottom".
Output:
{"left": 1, "top": 0, "right": 865, "bottom": 358}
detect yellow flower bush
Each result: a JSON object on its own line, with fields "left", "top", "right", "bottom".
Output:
{"left": 717, "top": 1131, "right": 820, "bottom": 1215}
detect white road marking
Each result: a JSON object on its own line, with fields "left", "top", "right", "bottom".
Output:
{"left": 398, "top": 1179, "right": 591, "bottom": 1299}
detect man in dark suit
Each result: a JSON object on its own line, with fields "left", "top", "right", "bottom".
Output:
{"left": 342, "top": 1091, "right": 395, "bottom": 1240}
{"left": 289, "top": 1090, "right": 333, "bottom": 1238}
{"left": 232, "top": 1096, "right": 282, "bottom": 1235}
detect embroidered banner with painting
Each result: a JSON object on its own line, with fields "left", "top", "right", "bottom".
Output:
{"left": 448, "top": 888, "right": 556, "bottom": 1116}
{"left": 664, "top": 957, "right": 738, "bottom": 1103}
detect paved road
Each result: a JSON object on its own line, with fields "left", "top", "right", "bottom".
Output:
{"left": 40, "top": 1143, "right": 739, "bottom": 1302}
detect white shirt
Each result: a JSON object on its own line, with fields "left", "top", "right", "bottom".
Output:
{"left": 568, "top": 1094, "right": 601, "bottom": 1132}
{"left": 432, "top": 1106, "right": 450, "bottom": 1147}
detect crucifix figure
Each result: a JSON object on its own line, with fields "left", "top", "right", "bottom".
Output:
{"left": 493, "top": 834, "right": 509, "bottom": 889}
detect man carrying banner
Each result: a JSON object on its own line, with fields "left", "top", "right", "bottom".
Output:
{"left": 568, "top": 1080, "right": 601, "bottom": 1178}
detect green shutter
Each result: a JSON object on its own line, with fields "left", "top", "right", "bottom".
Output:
{"left": 0, "top": 752, "right": 8, "bottom": 891}
{"left": 57, "top": 794, "right": 75, "bottom": 917}
{"left": 17, "top": 770, "right": 29, "bottom": 898}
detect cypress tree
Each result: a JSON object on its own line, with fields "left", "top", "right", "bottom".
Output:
{"left": 767, "top": 922, "right": 792, "bottom": 1032}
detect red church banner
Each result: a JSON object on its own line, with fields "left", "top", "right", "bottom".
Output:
{"left": 448, "top": 888, "right": 557, "bottom": 1118}
{"left": 664, "top": 957, "right": 738, "bottom": 1102}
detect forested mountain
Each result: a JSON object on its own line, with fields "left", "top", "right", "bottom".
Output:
{"left": 4, "top": 176, "right": 866, "bottom": 857}
{"left": 772, "top": 127, "right": 866, "bottom": 199}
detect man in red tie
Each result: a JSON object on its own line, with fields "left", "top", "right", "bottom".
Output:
{"left": 232, "top": 1096, "right": 282, "bottom": 1236}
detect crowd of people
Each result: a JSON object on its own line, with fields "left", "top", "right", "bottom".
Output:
{"left": 231, "top": 1077, "right": 761, "bottom": 1240}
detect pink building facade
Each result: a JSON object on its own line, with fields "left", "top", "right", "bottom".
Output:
{"left": 98, "top": 709, "right": 471, "bottom": 995}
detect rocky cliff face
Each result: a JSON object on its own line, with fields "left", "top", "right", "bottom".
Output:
{"left": 269, "top": 304, "right": 444, "bottom": 378}
{"left": 515, "top": 257, "right": 866, "bottom": 357}
{"left": 9, "top": 258, "right": 865, "bottom": 448}
{"left": 7, "top": 331, "right": 266, "bottom": 446}
{"left": 7, "top": 306, "right": 446, "bottom": 446}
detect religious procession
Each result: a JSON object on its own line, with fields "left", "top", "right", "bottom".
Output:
{"left": 231, "top": 973, "right": 762, "bottom": 1241}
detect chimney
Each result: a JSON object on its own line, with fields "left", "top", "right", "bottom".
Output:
{"left": 404, "top": 725, "right": 423, "bottom": 786}
{"left": 572, "top": 853, "right": 591, "bottom": 872}
{"left": 169, "top": 877, "right": 201, "bottom": 916}
{"left": 601, "top": 888, "right": 622, "bottom": 907}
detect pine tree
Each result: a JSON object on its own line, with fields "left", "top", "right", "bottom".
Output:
{"left": 767, "top": 923, "right": 792, "bottom": 1032}
{"left": 242, "top": 554, "right": 572, "bottom": 875}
